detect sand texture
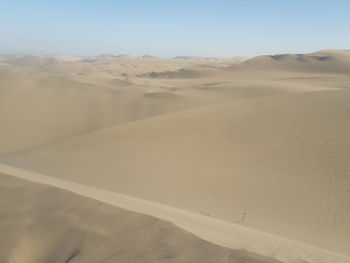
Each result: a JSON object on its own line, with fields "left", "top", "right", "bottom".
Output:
{"left": 1, "top": 173, "right": 285, "bottom": 263}
{"left": 1, "top": 50, "right": 350, "bottom": 262}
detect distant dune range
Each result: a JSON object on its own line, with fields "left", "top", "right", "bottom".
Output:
{"left": 1, "top": 50, "right": 350, "bottom": 262}
{"left": 236, "top": 50, "right": 350, "bottom": 74}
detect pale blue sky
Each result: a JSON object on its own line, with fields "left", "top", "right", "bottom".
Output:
{"left": 0, "top": 0, "right": 349, "bottom": 57}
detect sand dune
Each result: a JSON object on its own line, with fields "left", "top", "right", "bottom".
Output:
{"left": 237, "top": 49, "right": 350, "bottom": 73}
{"left": 1, "top": 165, "right": 348, "bottom": 263}
{"left": 1, "top": 173, "right": 285, "bottom": 263}
{"left": 0, "top": 54, "right": 82, "bottom": 67}
{"left": 138, "top": 67, "right": 224, "bottom": 79}
{"left": 1, "top": 50, "right": 350, "bottom": 262}
{"left": 0, "top": 69, "right": 209, "bottom": 155}
{"left": 3, "top": 87, "right": 350, "bottom": 257}
{"left": 1, "top": 59, "right": 327, "bottom": 155}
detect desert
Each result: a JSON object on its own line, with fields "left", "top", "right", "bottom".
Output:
{"left": 1, "top": 49, "right": 350, "bottom": 262}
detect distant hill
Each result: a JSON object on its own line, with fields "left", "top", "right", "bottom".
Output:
{"left": 0, "top": 54, "right": 82, "bottom": 67}
{"left": 236, "top": 49, "right": 350, "bottom": 73}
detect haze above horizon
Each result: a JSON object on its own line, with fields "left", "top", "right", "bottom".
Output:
{"left": 1, "top": 0, "right": 349, "bottom": 57}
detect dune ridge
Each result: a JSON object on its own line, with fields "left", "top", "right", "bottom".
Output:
{"left": 236, "top": 49, "right": 350, "bottom": 73}
{"left": 2, "top": 171, "right": 285, "bottom": 263}
{"left": 1, "top": 164, "right": 349, "bottom": 263}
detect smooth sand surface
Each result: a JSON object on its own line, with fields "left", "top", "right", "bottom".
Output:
{"left": 1, "top": 173, "right": 285, "bottom": 263}
{"left": 1, "top": 50, "right": 350, "bottom": 262}
{"left": 1, "top": 165, "right": 348, "bottom": 263}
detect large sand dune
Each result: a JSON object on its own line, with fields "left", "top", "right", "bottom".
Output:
{"left": 1, "top": 173, "right": 285, "bottom": 263}
{"left": 1, "top": 50, "right": 350, "bottom": 262}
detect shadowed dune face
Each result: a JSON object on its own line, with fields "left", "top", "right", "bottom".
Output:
{"left": 0, "top": 174, "right": 282, "bottom": 263}
{"left": 1, "top": 50, "right": 350, "bottom": 262}
{"left": 138, "top": 68, "right": 224, "bottom": 79}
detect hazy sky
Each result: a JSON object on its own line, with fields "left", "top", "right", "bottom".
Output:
{"left": 1, "top": 0, "right": 349, "bottom": 57}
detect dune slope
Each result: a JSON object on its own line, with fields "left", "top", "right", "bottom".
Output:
{"left": 2, "top": 87, "right": 350, "bottom": 257}
{"left": 1, "top": 173, "right": 285, "bottom": 263}
{"left": 1, "top": 50, "right": 350, "bottom": 262}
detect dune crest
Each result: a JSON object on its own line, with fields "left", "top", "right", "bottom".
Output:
{"left": 1, "top": 166, "right": 348, "bottom": 263}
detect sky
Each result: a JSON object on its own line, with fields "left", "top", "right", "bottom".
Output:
{"left": 0, "top": 0, "right": 349, "bottom": 57}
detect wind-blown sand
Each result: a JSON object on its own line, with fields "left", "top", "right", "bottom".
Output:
{"left": 1, "top": 50, "right": 350, "bottom": 262}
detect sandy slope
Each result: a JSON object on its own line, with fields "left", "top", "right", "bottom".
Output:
{"left": 1, "top": 165, "right": 349, "bottom": 263}
{"left": 1, "top": 173, "right": 285, "bottom": 263}
{"left": 0, "top": 55, "right": 245, "bottom": 155}
{"left": 3, "top": 88, "right": 350, "bottom": 256}
{"left": 1, "top": 50, "right": 350, "bottom": 262}
{"left": 1, "top": 66, "right": 331, "bottom": 155}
